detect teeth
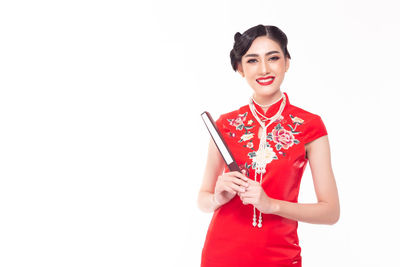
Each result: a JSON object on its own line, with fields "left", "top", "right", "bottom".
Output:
{"left": 257, "top": 78, "right": 274, "bottom": 82}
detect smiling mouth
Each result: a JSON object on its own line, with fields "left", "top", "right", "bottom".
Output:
{"left": 256, "top": 77, "right": 275, "bottom": 85}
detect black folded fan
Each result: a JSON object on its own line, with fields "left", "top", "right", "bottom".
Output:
{"left": 201, "top": 111, "right": 241, "bottom": 172}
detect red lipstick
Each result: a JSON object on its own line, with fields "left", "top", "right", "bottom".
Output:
{"left": 256, "top": 76, "right": 275, "bottom": 86}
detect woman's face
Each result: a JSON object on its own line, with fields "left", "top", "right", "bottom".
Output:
{"left": 237, "top": 36, "right": 290, "bottom": 100}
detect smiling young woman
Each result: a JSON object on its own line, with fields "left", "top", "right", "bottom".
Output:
{"left": 197, "top": 25, "right": 340, "bottom": 267}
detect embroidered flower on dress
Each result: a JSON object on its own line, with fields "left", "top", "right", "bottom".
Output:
{"left": 246, "top": 142, "right": 254, "bottom": 149}
{"left": 269, "top": 123, "right": 300, "bottom": 151}
{"left": 224, "top": 112, "right": 305, "bottom": 172}
{"left": 288, "top": 114, "right": 303, "bottom": 134}
{"left": 227, "top": 112, "right": 248, "bottom": 130}
{"left": 239, "top": 133, "right": 255, "bottom": 142}
{"left": 290, "top": 114, "right": 304, "bottom": 125}
{"left": 226, "top": 112, "right": 255, "bottom": 146}
{"left": 272, "top": 128, "right": 295, "bottom": 150}
{"left": 267, "top": 123, "right": 300, "bottom": 151}
{"left": 248, "top": 144, "right": 278, "bottom": 169}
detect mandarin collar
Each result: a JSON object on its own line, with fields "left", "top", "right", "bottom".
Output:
{"left": 250, "top": 92, "right": 290, "bottom": 119}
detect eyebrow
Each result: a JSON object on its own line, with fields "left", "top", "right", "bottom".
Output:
{"left": 244, "top": 51, "right": 280, "bottom": 58}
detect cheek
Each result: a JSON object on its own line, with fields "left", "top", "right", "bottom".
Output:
{"left": 244, "top": 64, "right": 258, "bottom": 74}
{"left": 245, "top": 74, "right": 257, "bottom": 83}
{"left": 271, "top": 62, "right": 286, "bottom": 72}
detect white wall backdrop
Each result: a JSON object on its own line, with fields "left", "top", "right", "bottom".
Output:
{"left": 1, "top": 0, "right": 399, "bottom": 266}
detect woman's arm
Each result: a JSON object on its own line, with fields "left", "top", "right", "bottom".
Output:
{"left": 197, "top": 138, "right": 249, "bottom": 213}
{"left": 197, "top": 138, "right": 225, "bottom": 213}
{"left": 271, "top": 135, "right": 340, "bottom": 224}
{"left": 238, "top": 135, "right": 340, "bottom": 225}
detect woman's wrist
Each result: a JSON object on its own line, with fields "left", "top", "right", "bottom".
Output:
{"left": 212, "top": 193, "right": 222, "bottom": 210}
{"left": 269, "top": 198, "right": 281, "bottom": 215}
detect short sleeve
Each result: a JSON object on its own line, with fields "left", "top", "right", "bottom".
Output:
{"left": 303, "top": 115, "right": 328, "bottom": 144}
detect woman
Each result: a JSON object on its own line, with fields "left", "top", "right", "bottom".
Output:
{"left": 197, "top": 25, "right": 340, "bottom": 267}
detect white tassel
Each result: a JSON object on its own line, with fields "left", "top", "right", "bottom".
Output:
{"left": 248, "top": 93, "right": 287, "bottom": 228}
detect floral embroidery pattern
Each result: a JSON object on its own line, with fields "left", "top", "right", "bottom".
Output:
{"left": 227, "top": 112, "right": 248, "bottom": 130}
{"left": 226, "top": 112, "right": 304, "bottom": 171}
{"left": 290, "top": 114, "right": 304, "bottom": 125}
{"left": 288, "top": 114, "right": 303, "bottom": 133}
{"left": 267, "top": 123, "right": 300, "bottom": 151}
{"left": 247, "top": 143, "right": 278, "bottom": 169}
{"left": 239, "top": 133, "right": 254, "bottom": 142}
{"left": 226, "top": 112, "right": 255, "bottom": 143}
{"left": 272, "top": 127, "right": 296, "bottom": 149}
{"left": 246, "top": 142, "right": 254, "bottom": 149}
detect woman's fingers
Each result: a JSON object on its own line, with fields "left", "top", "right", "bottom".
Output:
{"left": 222, "top": 185, "right": 236, "bottom": 195}
{"left": 226, "top": 176, "right": 249, "bottom": 193}
{"left": 231, "top": 176, "right": 249, "bottom": 188}
{"left": 216, "top": 171, "right": 250, "bottom": 195}
{"left": 228, "top": 182, "right": 247, "bottom": 193}
{"left": 218, "top": 179, "right": 245, "bottom": 194}
{"left": 232, "top": 170, "right": 249, "bottom": 182}
{"left": 241, "top": 196, "right": 252, "bottom": 205}
{"left": 226, "top": 172, "right": 249, "bottom": 185}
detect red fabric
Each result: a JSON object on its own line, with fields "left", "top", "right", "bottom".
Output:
{"left": 201, "top": 92, "right": 327, "bottom": 267}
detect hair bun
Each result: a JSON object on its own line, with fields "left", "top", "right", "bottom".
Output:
{"left": 234, "top": 32, "right": 242, "bottom": 43}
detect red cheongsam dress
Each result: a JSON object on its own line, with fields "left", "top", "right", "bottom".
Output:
{"left": 201, "top": 92, "right": 328, "bottom": 267}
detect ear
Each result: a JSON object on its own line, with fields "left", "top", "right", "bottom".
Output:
{"left": 285, "top": 57, "right": 290, "bottom": 72}
{"left": 237, "top": 62, "right": 245, "bottom": 77}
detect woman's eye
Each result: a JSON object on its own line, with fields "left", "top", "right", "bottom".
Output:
{"left": 247, "top": 57, "right": 279, "bottom": 63}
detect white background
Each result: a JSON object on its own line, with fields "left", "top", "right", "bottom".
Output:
{"left": 1, "top": 1, "right": 399, "bottom": 266}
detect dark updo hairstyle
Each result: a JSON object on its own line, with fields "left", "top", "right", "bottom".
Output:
{"left": 230, "top": 24, "right": 291, "bottom": 71}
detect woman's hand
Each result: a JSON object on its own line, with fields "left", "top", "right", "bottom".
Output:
{"left": 238, "top": 179, "right": 277, "bottom": 214}
{"left": 214, "top": 170, "right": 249, "bottom": 206}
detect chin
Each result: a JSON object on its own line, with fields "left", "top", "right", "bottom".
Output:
{"left": 253, "top": 87, "right": 281, "bottom": 96}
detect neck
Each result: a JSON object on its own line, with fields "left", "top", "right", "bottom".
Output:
{"left": 252, "top": 91, "right": 283, "bottom": 112}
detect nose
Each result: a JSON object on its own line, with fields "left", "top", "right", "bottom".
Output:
{"left": 259, "top": 59, "right": 270, "bottom": 75}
